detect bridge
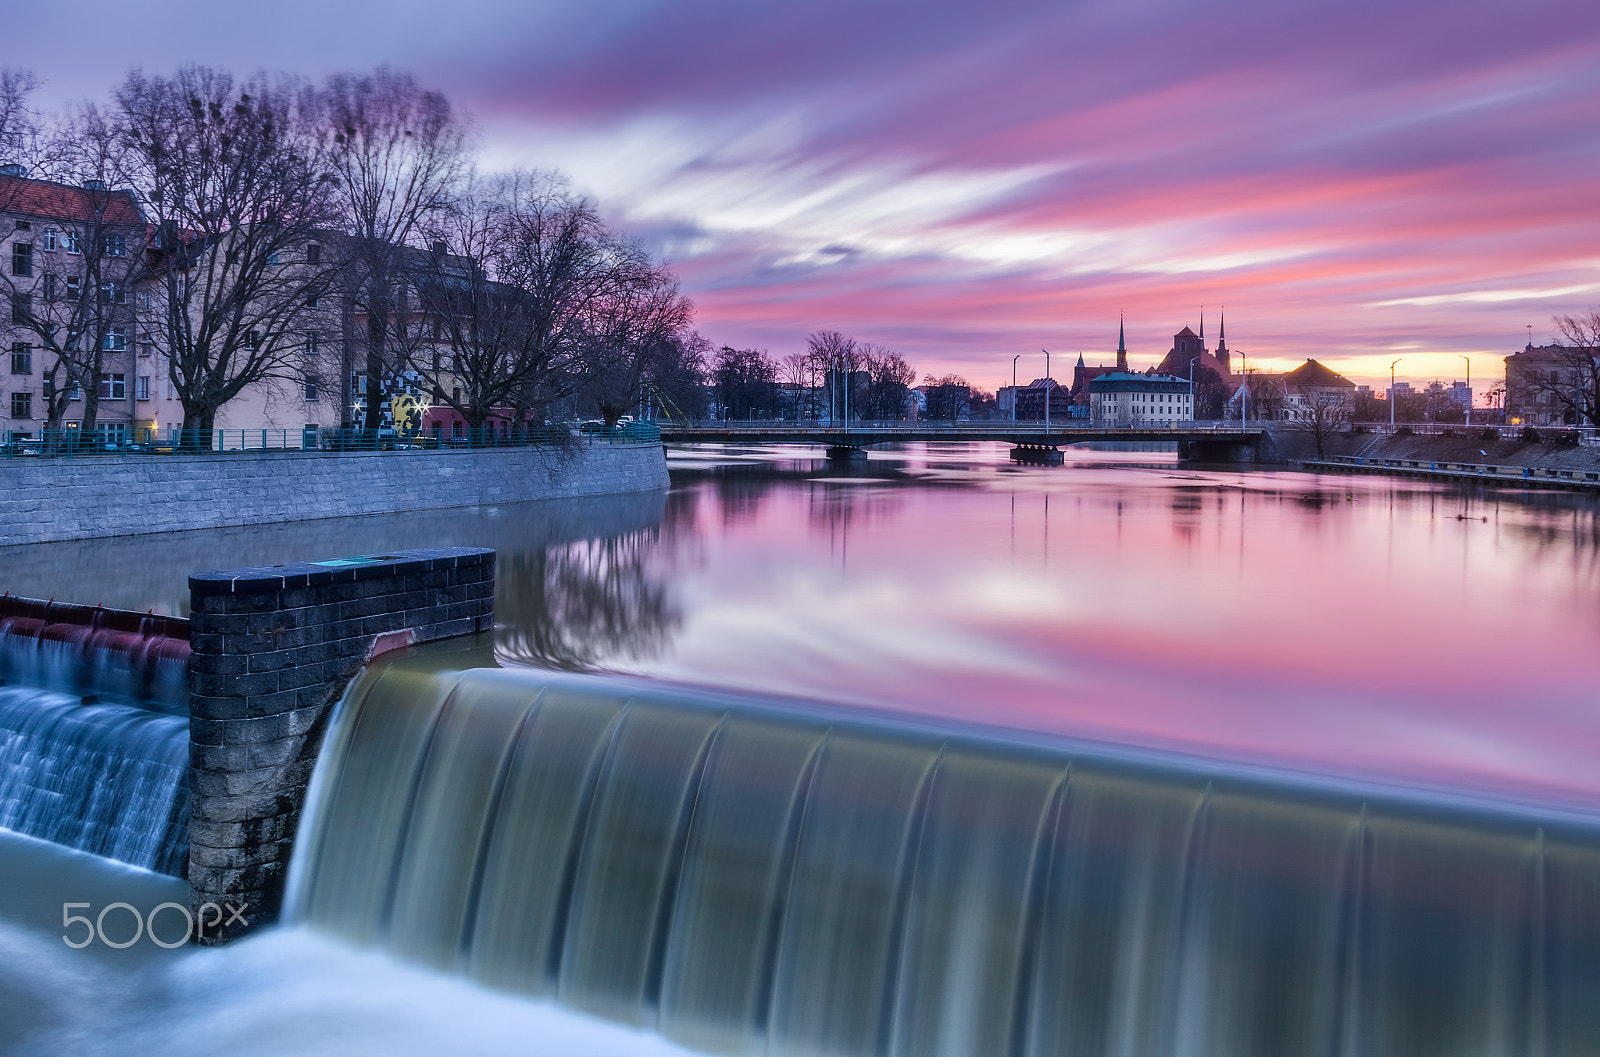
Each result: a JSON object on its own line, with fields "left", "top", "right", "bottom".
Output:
{"left": 659, "top": 421, "right": 1268, "bottom": 461}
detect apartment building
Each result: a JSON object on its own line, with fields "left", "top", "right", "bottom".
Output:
{"left": 1, "top": 168, "right": 154, "bottom": 445}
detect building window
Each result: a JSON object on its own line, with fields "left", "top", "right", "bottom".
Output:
{"left": 13, "top": 220, "right": 30, "bottom": 231}
{"left": 67, "top": 384, "right": 82, "bottom": 401}
{"left": 9, "top": 392, "right": 31, "bottom": 419}
{"left": 98, "top": 373, "right": 126, "bottom": 400}
{"left": 42, "top": 273, "right": 57, "bottom": 300}
{"left": 306, "top": 243, "right": 321, "bottom": 264}
{"left": 10, "top": 343, "right": 30, "bottom": 375}
{"left": 10, "top": 293, "right": 28, "bottom": 324}
{"left": 306, "top": 331, "right": 318, "bottom": 357}
{"left": 136, "top": 375, "right": 151, "bottom": 401}
{"left": 100, "top": 281, "right": 126, "bottom": 304}
{"left": 65, "top": 276, "right": 80, "bottom": 301}
{"left": 65, "top": 231, "right": 81, "bottom": 255}
{"left": 102, "top": 329, "right": 127, "bottom": 352}
{"left": 137, "top": 289, "right": 153, "bottom": 312}
{"left": 41, "top": 228, "right": 56, "bottom": 251}
{"left": 243, "top": 330, "right": 259, "bottom": 350}
{"left": 304, "top": 380, "right": 318, "bottom": 401}
{"left": 103, "top": 234, "right": 128, "bottom": 257}
{"left": 307, "top": 292, "right": 319, "bottom": 309}
{"left": 11, "top": 242, "right": 32, "bottom": 276}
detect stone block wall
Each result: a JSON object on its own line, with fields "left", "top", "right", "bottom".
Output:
{"left": 0, "top": 441, "right": 667, "bottom": 546}
{"left": 186, "top": 546, "right": 494, "bottom": 942}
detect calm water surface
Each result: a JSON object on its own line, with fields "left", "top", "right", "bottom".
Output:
{"left": 586, "top": 443, "right": 1600, "bottom": 812}
{"left": 6, "top": 441, "right": 1597, "bottom": 809}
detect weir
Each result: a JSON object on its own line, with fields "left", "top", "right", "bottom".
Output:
{"left": 290, "top": 658, "right": 1600, "bottom": 1057}
{"left": 0, "top": 596, "right": 191, "bottom": 875}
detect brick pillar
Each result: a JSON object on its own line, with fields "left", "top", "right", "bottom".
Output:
{"left": 186, "top": 547, "right": 494, "bottom": 943}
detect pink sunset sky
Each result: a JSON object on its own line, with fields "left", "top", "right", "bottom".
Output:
{"left": 11, "top": 0, "right": 1600, "bottom": 392}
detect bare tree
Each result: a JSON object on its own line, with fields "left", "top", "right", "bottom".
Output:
{"left": 923, "top": 373, "right": 971, "bottom": 422}
{"left": 857, "top": 342, "right": 915, "bottom": 419}
{"left": 115, "top": 67, "right": 343, "bottom": 435}
{"left": 319, "top": 68, "right": 472, "bottom": 431}
{"left": 1290, "top": 387, "right": 1350, "bottom": 457}
{"left": 0, "top": 69, "right": 40, "bottom": 163}
{"left": 806, "top": 330, "right": 858, "bottom": 422}
{"left": 572, "top": 260, "right": 694, "bottom": 426}
{"left": 713, "top": 346, "right": 779, "bottom": 420}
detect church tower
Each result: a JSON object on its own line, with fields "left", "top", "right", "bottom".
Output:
{"left": 1116, "top": 316, "right": 1128, "bottom": 372}
{"left": 1214, "top": 309, "right": 1231, "bottom": 375}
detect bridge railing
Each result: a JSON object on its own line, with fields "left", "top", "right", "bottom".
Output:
{"left": 661, "top": 419, "right": 1250, "bottom": 433}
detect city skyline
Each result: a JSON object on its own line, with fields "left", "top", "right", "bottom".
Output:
{"left": 8, "top": 0, "right": 1599, "bottom": 391}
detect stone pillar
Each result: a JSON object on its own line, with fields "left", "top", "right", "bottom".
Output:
{"left": 186, "top": 547, "right": 494, "bottom": 943}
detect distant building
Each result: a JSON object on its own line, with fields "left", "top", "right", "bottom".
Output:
{"left": 1154, "top": 310, "right": 1235, "bottom": 385}
{"left": 1089, "top": 371, "right": 1192, "bottom": 427}
{"left": 996, "top": 385, "right": 1016, "bottom": 417}
{"left": 1505, "top": 342, "right": 1597, "bottom": 426}
{"left": 1015, "top": 377, "right": 1072, "bottom": 421}
{"left": 1069, "top": 318, "right": 1132, "bottom": 401}
{"left": 1227, "top": 359, "right": 1356, "bottom": 421}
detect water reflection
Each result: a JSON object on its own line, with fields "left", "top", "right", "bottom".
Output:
{"left": 494, "top": 531, "right": 682, "bottom": 671}
{"left": 640, "top": 443, "right": 1600, "bottom": 813}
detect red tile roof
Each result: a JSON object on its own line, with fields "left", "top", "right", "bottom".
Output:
{"left": 0, "top": 175, "right": 144, "bottom": 226}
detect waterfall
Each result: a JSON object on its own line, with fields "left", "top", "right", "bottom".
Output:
{"left": 291, "top": 660, "right": 1600, "bottom": 1057}
{"left": 0, "top": 603, "right": 191, "bottom": 875}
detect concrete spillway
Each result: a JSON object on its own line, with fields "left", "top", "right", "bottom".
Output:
{"left": 289, "top": 658, "right": 1600, "bottom": 1057}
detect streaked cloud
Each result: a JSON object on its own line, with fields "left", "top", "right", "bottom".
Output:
{"left": 10, "top": 0, "right": 1600, "bottom": 389}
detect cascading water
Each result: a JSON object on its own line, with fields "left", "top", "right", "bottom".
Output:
{"left": 291, "top": 658, "right": 1600, "bottom": 1057}
{"left": 0, "top": 598, "right": 191, "bottom": 876}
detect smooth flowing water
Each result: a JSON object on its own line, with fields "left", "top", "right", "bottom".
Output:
{"left": 0, "top": 609, "right": 190, "bottom": 876}
{"left": 1, "top": 442, "right": 1598, "bottom": 1056}
{"left": 291, "top": 657, "right": 1600, "bottom": 1057}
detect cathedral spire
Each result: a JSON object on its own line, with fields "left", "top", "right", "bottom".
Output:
{"left": 1117, "top": 315, "right": 1128, "bottom": 371}
{"left": 1199, "top": 306, "right": 1205, "bottom": 345}
{"left": 1216, "top": 308, "right": 1227, "bottom": 352}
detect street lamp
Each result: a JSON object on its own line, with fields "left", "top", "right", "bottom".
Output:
{"left": 1389, "top": 358, "right": 1403, "bottom": 428}
{"left": 1459, "top": 354, "right": 1471, "bottom": 427}
{"left": 1012, "top": 354, "right": 1020, "bottom": 423}
{"left": 1042, "top": 349, "right": 1051, "bottom": 435}
{"left": 1188, "top": 357, "right": 1197, "bottom": 425}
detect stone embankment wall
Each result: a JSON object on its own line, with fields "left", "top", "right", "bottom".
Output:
{"left": 0, "top": 442, "right": 667, "bottom": 546}
{"left": 187, "top": 547, "right": 495, "bottom": 942}
{"left": 1264, "top": 427, "right": 1600, "bottom": 481}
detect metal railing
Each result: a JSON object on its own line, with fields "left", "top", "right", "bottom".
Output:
{"left": 1, "top": 421, "right": 662, "bottom": 459}
{"left": 663, "top": 419, "right": 1246, "bottom": 433}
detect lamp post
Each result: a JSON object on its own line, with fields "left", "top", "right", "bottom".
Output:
{"left": 1188, "top": 357, "right": 1197, "bottom": 425}
{"left": 1389, "top": 358, "right": 1403, "bottom": 428}
{"left": 1012, "top": 354, "right": 1020, "bottom": 423}
{"left": 1042, "top": 349, "right": 1051, "bottom": 436}
{"left": 1459, "top": 354, "right": 1471, "bottom": 427}
{"left": 1240, "top": 351, "right": 1248, "bottom": 430}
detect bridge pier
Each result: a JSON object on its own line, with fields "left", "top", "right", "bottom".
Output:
{"left": 1180, "top": 439, "right": 1259, "bottom": 463}
{"left": 1010, "top": 444, "right": 1063, "bottom": 465}
{"left": 826, "top": 445, "right": 868, "bottom": 460}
